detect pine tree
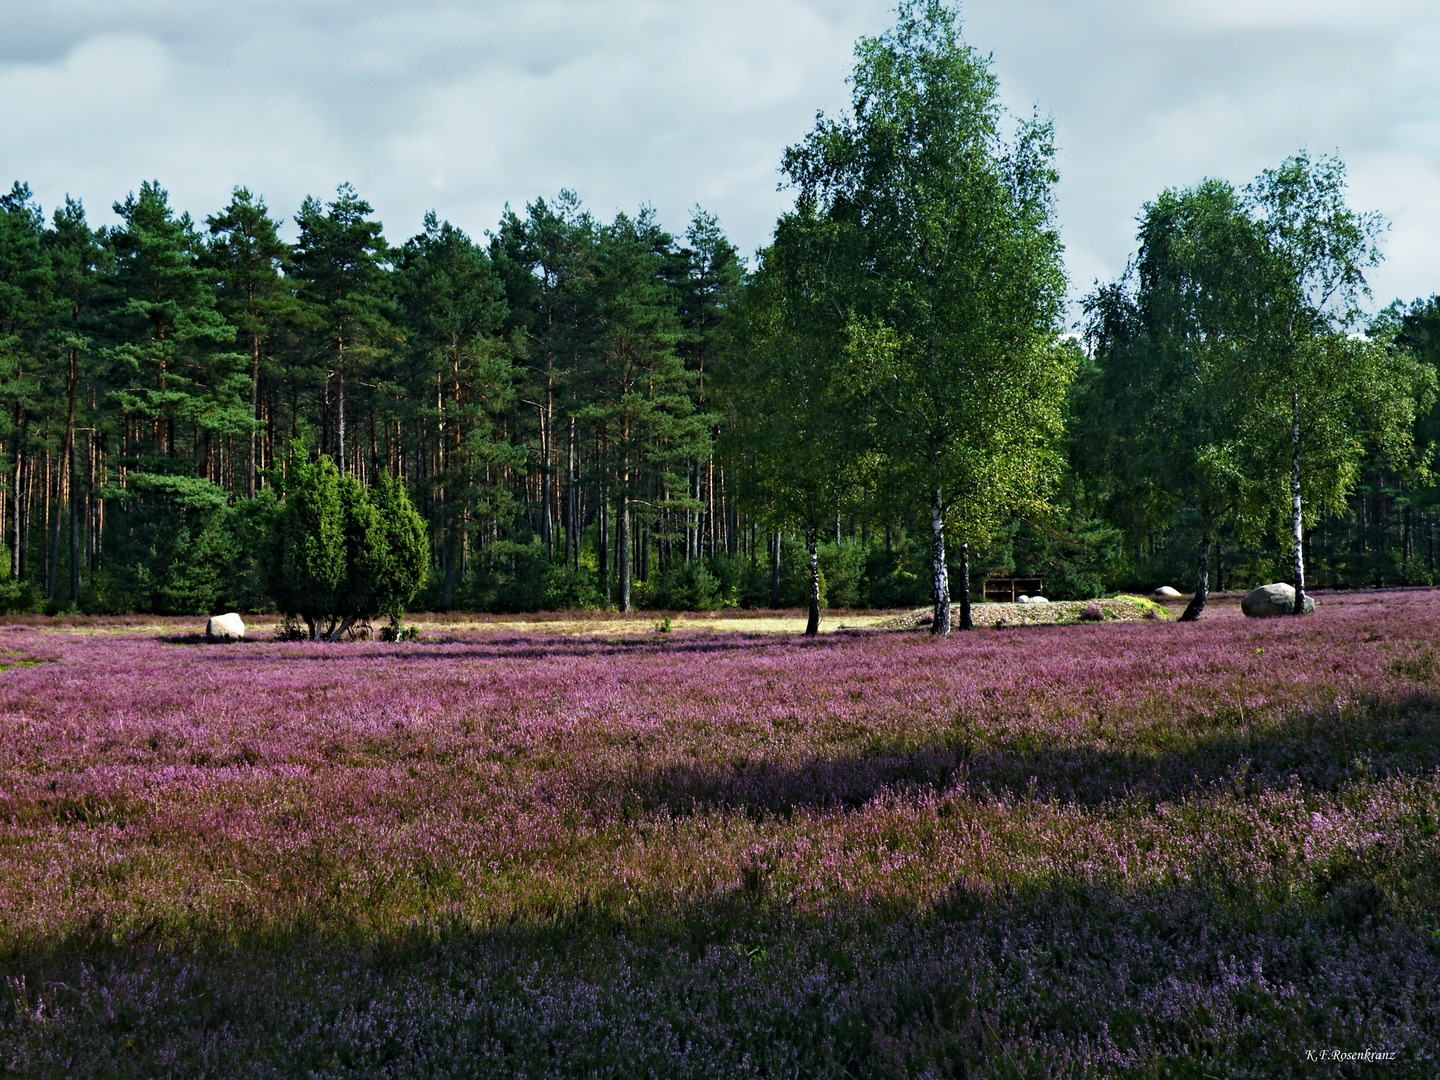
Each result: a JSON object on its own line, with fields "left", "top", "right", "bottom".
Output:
{"left": 291, "top": 184, "right": 390, "bottom": 475}
{"left": 206, "top": 188, "right": 296, "bottom": 496}
{"left": 44, "top": 195, "right": 106, "bottom": 605}
{"left": 394, "top": 212, "right": 516, "bottom": 606}
{"left": 109, "top": 181, "right": 245, "bottom": 468}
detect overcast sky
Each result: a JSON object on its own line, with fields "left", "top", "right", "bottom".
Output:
{"left": 3, "top": 0, "right": 1438, "bottom": 316}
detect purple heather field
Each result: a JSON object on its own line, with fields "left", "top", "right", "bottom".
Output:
{"left": 2, "top": 592, "right": 1440, "bottom": 1076}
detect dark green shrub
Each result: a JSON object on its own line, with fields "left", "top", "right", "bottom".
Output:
{"left": 818, "top": 540, "right": 867, "bottom": 608}
{"left": 867, "top": 545, "right": 927, "bottom": 609}
{"left": 270, "top": 452, "right": 428, "bottom": 640}
{"left": 645, "top": 559, "right": 728, "bottom": 611}
{"left": 160, "top": 512, "right": 236, "bottom": 615}
{"left": 543, "top": 562, "right": 605, "bottom": 610}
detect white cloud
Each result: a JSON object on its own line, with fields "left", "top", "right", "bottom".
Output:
{"left": 0, "top": 0, "right": 1437, "bottom": 311}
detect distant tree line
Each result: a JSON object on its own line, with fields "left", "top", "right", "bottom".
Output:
{"left": 0, "top": 0, "right": 1436, "bottom": 631}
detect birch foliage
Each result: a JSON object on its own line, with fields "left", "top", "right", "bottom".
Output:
{"left": 780, "top": 0, "right": 1070, "bottom": 634}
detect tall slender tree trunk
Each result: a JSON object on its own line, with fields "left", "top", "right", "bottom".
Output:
{"left": 8, "top": 413, "right": 19, "bottom": 580}
{"left": 539, "top": 399, "right": 552, "bottom": 554}
{"left": 70, "top": 452, "right": 80, "bottom": 605}
{"left": 1179, "top": 530, "right": 1211, "bottom": 622}
{"left": 618, "top": 496, "right": 631, "bottom": 613}
{"left": 929, "top": 488, "right": 950, "bottom": 637}
{"left": 320, "top": 379, "right": 331, "bottom": 458}
{"left": 336, "top": 357, "right": 346, "bottom": 471}
{"left": 53, "top": 349, "right": 78, "bottom": 604}
{"left": 17, "top": 449, "right": 27, "bottom": 583}
{"left": 597, "top": 481, "right": 609, "bottom": 603}
{"left": 804, "top": 525, "right": 820, "bottom": 636}
{"left": 41, "top": 427, "right": 51, "bottom": 600}
{"left": 958, "top": 539, "right": 972, "bottom": 631}
{"left": 1290, "top": 389, "right": 1307, "bottom": 614}
{"left": 1403, "top": 506, "right": 1413, "bottom": 584}
{"left": 567, "top": 417, "right": 578, "bottom": 573}
{"left": 441, "top": 526, "right": 456, "bottom": 610}
{"left": 247, "top": 334, "right": 260, "bottom": 496}
{"left": 770, "top": 529, "right": 782, "bottom": 609}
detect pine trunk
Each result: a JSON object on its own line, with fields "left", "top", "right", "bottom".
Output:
{"left": 248, "top": 335, "right": 260, "bottom": 497}
{"left": 48, "top": 349, "right": 78, "bottom": 604}
{"left": 597, "top": 484, "right": 609, "bottom": 603}
{"left": 770, "top": 530, "right": 782, "bottom": 609}
{"left": 618, "top": 496, "right": 631, "bottom": 613}
{"left": 804, "top": 525, "right": 820, "bottom": 636}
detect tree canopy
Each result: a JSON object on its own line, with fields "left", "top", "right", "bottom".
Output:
{"left": 0, "top": 3, "right": 1432, "bottom": 627}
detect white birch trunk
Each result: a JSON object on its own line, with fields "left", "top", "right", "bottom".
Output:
{"left": 930, "top": 488, "right": 950, "bottom": 637}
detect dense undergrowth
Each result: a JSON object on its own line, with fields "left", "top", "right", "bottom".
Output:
{"left": 1, "top": 592, "right": 1438, "bottom": 1075}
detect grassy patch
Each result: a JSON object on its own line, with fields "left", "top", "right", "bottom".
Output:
{"left": 879, "top": 592, "right": 1172, "bottom": 630}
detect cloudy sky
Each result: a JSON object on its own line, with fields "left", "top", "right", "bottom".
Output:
{"left": 3, "top": 0, "right": 1438, "bottom": 315}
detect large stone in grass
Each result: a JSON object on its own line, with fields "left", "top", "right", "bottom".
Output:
{"left": 1241, "top": 583, "right": 1315, "bottom": 618}
{"left": 1017, "top": 595, "right": 1049, "bottom": 605}
{"left": 206, "top": 612, "right": 246, "bottom": 641}
{"left": 1151, "top": 585, "right": 1182, "bottom": 599}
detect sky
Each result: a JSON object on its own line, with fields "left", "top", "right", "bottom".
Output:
{"left": 3, "top": 0, "right": 1439, "bottom": 316}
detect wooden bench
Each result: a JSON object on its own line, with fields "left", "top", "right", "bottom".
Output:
{"left": 983, "top": 576, "right": 1044, "bottom": 603}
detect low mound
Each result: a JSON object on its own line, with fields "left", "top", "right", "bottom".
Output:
{"left": 879, "top": 593, "right": 1171, "bottom": 630}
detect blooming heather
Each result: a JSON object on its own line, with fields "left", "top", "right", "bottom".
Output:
{"left": 2, "top": 592, "right": 1439, "bottom": 1076}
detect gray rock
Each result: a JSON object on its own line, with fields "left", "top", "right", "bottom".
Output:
{"left": 206, "top": 612, "right": 246, "bottom": 641}
{"left": 1151, "top": 586, "right": 1182, "bottom": 599}
{"left": 1241, "top": 583, "right": 1315, "bottom": 618}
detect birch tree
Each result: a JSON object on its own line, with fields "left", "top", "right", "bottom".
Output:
{"left": 725, "top": 212, "right": 870, "bottom": 635}
{"left": 1246, "top": 153, "right": 1393, "bottom": 613}
{"left": 781, "top": 0, "right": 1070, "bottom": 635}
{"left": 1079, "top": 180, "right": 1271, "bottom": 621}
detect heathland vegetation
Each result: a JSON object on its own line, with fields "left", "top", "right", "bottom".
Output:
{"left": 4, "top": 591, "right": 1439, "bottom": 1074}
{"left": 0, "top": 3, "right": 1436, "bottom": 634}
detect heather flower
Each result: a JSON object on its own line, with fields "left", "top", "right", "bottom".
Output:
{"left": 1, "top": 590, "right": 1438, "bottom": 1074}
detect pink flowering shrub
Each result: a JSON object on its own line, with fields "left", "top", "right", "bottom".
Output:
{"left": 1, "top": 590, "right": 1438, "bottom": 1075}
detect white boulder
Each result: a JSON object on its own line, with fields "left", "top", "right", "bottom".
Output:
{"left": 1241, "top": 583, "right": 1315, "bottom": 618}
{"left": 1151, "top": 586, "right": 1182, "bottom": 599}
{"left": 1016, "top": 595, "right": 1050, "bottom": 605}
{"left": 206, "top": 612, "right": 246, "bottom": 641}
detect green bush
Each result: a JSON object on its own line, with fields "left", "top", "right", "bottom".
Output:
{"left": 542, "top": 561, "right": 605, "bottom": 610}
{"left": 866, "top": 545, "right": 928, "bottom": 609}
{"left": 0, "top": 578, "right": 40, "bottom": 615}
{"left": 462, "top": 540, "right": 605, "bottom": 613}
{"left": 818, "top": 540, "right": 867, "bottom": 608}
{"left": 160, "top": 512, "right": 236, "bottom": 615}
{"left": 644, "top": 559, "right": 729, "bottom": 611}
{"left": 269, "top": 452, "right": 428, "bottom": 639}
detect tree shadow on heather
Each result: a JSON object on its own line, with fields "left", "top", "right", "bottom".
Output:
{"left": 5, "top": 865, "right": 1433, "bottom": 1079}
{"left": 628, "top": 688, "right": 1440, "bottom": 817}
{"left": 247, "top": 631, "right": 861, "bottom": 666}
{"left": 10, "top": 682, "right": 1440, "bottom": 1076}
